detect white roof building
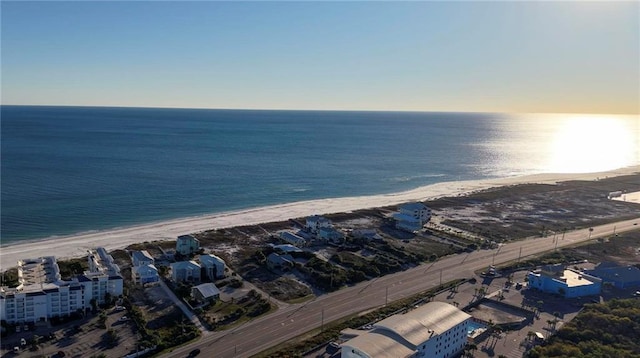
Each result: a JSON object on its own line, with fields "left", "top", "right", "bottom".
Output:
{"left": 341, "top": 302, "right": 471, "bottom": 358}
{"left": 199, "top": 254, "right": 227, "bottom": 280}
{"left": 132, "top": 264, "right": 159, "bottom": 285}
{"left": 131, "top": 250, "right": 154, "bottom": 267}
{"left": 176, "top": 234, "right": 200, "bottom": 256}
{"left": 306, "top": 215, "right": 333, "bottom": 235}
{"left": 393, "top": 202, "right": 432, "bottom": 232}
{"left": 1, "top": 249, "right": 123, "bottom": 324}
{"left": 171, "top": 261, "right": 201, "bottom": 283}
{"left": 279, "top": 231, "right": 307, "bottom": 247}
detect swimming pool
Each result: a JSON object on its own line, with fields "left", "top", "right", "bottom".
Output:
{"left": 467, "top": 320, "right": 487, "bottom": 335}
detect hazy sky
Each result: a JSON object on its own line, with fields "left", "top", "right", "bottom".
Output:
{"left": 2, "top": 1, "right": 638, "bottom": 114}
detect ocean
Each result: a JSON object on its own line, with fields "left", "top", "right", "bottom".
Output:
{"left": 1, "top": 106, "right": 638, "bottom": 244}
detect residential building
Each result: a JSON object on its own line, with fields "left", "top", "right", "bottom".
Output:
{"left": 266, "top": 253, "right": 294, "bottom": 271}
{"left": 271, "top": 244, "right": 303, "bottom": 254}
{"left": 200, "top": 254, "right": 227, "bottom": 280}
{"left": 352, "top": 229, "right": 383, "bottom": 241}
{"left": 176, "top": 234, "right": 200, "bottom": 256}
{"left": 1, "top": 250, "right": 123, "bottom": 324}
{"left": 318, "top": 227, "right": 344, "bottom": 244}
{"left": 341, "top": 302, "right": 471, "bottom": 358}
{"left": 585, "top": 262, "right": 640, "bottom": 289}
{"left": 527, "top": 264, "right": 602, "bottom": 298}
{"left": 279, "top": 231, "right": 307, "bottom": 247}
{"left": 306, "top": 215, "right": 332, "bottom": 235}
{"left": 191, "top": 283, "right": 220, "bottom": 304}
{"left": 393, "top": 203, "right": 432, "bottom": 232}
{"left": 131, "top": 265, "right": 159, "bottom": 285}
{"left": 131, "top": 250, "right": 154, "bottom": 267}
{"left": 171, "top": 261, "right": 201, "bottom": 283}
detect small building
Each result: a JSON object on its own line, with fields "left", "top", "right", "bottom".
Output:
{"left": 191, "top": 283, "right": 220, "bottom": 304}
{"left": 341, "top": 301, "right": 471, "bottom": 358}
{"left": 527, "top": 265, "right": 602, "bottom": 298}
{"left": 132, "top": 264, "right": 159, "bottom": 285}
{"left": 393, "top": 203, "right": 432, "bottom": 232}
{"left": 176, "top": 235, "right": 200, "bottom": 256}
{"left": 131, "top": 250, "right": 154, "bottom": 267}
{"left": 306, "top": 215, "right": 332, "bottom": 235}
{"left": 199, "top": 254, "right": 227, "bottom": 280}
{"left": 585, "top": 262, "right": 640, "bottom": 289}
{"left": 318, "top": 227, "right": 344, "bottom": 244}
{"left": 271, "top": 244, "right": 303, "bottom": 253}
{"left": 352, "top": 229, "right": 383, "bottom": 241}
{"left": 266, "top": 253, "right": 294, "bottom": 271}
{"left": 171, "top": 261, "right": 201, "bottom": 283}
{"left": 279, "top": 231, "right": 307, "bottom": 247}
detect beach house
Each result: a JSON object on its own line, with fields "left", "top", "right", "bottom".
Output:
{"left": 306, "top": 215, "right": 333, "bottom": 235}
{"left": 278, "top": 231, "right": 307, "bottom": 247}
{"left": 393, "top": 202, "right": 432, "bottom": 232}
{"left": 132, "top": 264, "right": 160, "bottom": 285}
{"left": 171, "top": 261, "right": 202, "bottom": 283}
{"left": 176, "top": 234, "right": 200, "bottom": 256}
{"left": 527, "top": 264, "right": 602, "bottom": 298}
{"left": 191, "top": 283, "right": 221, "bottom": 304}
{"left": 0, "top": 250, "right": 123, "bottom": 324}
{"left": 199, "top": 254, "right": 227, "bottom": 280}
{"left": 266, "top": 253, "right": 294, "bottom": 271}
{"left": 340, "top": 302, "right": 471, "bottom": 358}
{"left": 318, "top": 227, "right": 345, "bottom": 245}
{"left": 131, "top": 250, "right": 154, "bottom": 267}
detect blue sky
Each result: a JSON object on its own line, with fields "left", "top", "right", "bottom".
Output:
{"left": 2, "top": 1, "right": 638, "bottom": 114}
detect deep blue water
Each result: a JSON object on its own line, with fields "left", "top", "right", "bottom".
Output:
{"left": 1, "top": 106, "right": 637, "bottom": 244}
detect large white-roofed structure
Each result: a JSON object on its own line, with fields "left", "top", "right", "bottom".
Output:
{"left": 341, "top": 302, "right": 471, "bottom": 358}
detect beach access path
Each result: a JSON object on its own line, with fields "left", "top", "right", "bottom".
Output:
{"left": 2, "top": 166, "right": 638, "bottom": 270}
{"left": 160, "top": 217, "right": 640, "bottom": 358}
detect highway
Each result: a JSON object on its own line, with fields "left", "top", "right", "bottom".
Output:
{"left": 162, "top": 217, "right": 640, "bottom": 358}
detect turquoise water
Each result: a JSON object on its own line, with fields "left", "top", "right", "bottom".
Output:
{"left": 1, "top": 106, "right": 637, "bottom": 244}
{"left": 467, "top": 320, "right": 487, "bottom": 335}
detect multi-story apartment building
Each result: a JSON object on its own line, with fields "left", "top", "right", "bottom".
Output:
{"left": 0, "top": 248, "right": 123, "bottom": 325}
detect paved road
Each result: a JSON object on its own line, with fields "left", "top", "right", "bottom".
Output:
{"left": 162, "top": 217, "right": 640, "bottom": 358}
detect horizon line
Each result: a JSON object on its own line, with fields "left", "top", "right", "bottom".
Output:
{"left": 1, "top": 103, "right": 637, "bottom": 116}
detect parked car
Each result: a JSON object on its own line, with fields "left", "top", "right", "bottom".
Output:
{"left": 187, "top": 348, "right": 200, "bottom": 357}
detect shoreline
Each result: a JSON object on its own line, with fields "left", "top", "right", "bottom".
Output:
{"left": 1, "top": 165, "right": 638, "bottom": 270}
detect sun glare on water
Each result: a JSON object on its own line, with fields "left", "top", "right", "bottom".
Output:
{"left": 547, "top": 115, "right": 638, "bottom": 173}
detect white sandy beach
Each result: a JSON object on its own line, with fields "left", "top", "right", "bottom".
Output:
{"left": 1, "top": 166, "right": 638, "bottom": 271}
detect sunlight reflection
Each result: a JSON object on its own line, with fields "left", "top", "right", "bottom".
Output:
{"left": 547, "top": 115, "right": 637, "bottom": 173}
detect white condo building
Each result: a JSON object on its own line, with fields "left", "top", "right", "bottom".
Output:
{"left": 341, "top": 302, "right": 471, "bottom": 358}
{"left": 393, "top": 203, "right": 432, "bottom": 232}
{"left": 0, "top": 249, "right": 123, "bottom": 324}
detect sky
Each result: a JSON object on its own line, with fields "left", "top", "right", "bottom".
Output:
{"left": 1, "top": 1, "right": 638, "bottom": 114}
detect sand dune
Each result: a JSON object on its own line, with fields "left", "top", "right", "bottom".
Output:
{"left": 1, "top": 166, "right": 638, "bottom": 270}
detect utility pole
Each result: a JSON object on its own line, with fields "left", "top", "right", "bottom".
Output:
{"left": 439, "top": 269, "right": 443, "bottom": 286}
{"left": 321, "top": 307, "right": 324, "bottom": 332}
{"left": 385, "top": 286, "right": 389, "bottom": 306}
{"left": 517, "top": 247, "right": 522, "bottom": 263}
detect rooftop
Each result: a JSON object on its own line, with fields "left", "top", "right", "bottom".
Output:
{"left": 342, "top": 331, "right": 415, "bottom": 358}
{"left": 374, "top": 301, "right": 471, "bottom": 346}
{"left": 193, "top": 283, "right": 220, "bottom": 299}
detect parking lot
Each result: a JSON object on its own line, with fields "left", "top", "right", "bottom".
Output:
{"left": 1, "top": 307, "right": 139, "bottom": 358}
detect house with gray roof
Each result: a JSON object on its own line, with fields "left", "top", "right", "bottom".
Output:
{"left": 191, "top": 283, "right": 220, "bottom": 304}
